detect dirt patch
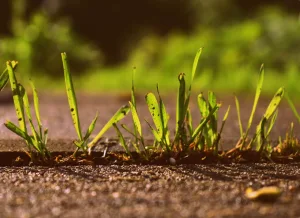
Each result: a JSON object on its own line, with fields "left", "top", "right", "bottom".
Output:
{"left": 0, "top": 164, "right": 299, "bottom": 218}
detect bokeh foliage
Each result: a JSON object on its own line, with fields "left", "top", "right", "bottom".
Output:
{"left": 0, "top": 1, "right": 299, "bottom": 94}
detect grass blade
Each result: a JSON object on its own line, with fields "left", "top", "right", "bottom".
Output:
{"left": 29, "top": 80, "right": 43, "bottom": 136}
{"left": 234, "top": 95, "right": 244, "bottom": 137}
{"left": 129, "top": 101, "right": 142, "bottom": 137}
{"left": 88, "top": 105, "right": 130, "bottom": 151}
{"left": 61, "top": 52, "right": 83, "bottom": 141}
{"left": 176, "top": 73, "right": 186, "bottom": 134}
{"left": 214, "top": 105, "right": 231, "bottom": 152}
{"left": 113, "top": 123, "right": 131, "bottom": 155}
{"left": 191, "top": 105, "right": 220, "bottom": 141}
{"left": 20, "top": 84, "right": 39, "bottom": 143}
{"left": 145, "top": 92, "right": 162, "bottom": 139}
{"left": 255, "top": 87, "right": 284, "bottom": 151}
{"left": 144, "top": 119, "right": 161, "bottom": 142}
{"left": 0, "top": 68, "right": 9, "bottom": 91}
{"left": 157, "top": 85, "right": 170, "bottom": 146}
{"left": 4, "top": 121, "right": 32, "bottom": 144}
{"left": 191, "top": 48, "right": 202, "bottom": 84}
{"left": 186, "top": 108, "right": 193, "bottom": 136}
{"left": 83, "top": 112, "right": 98, "bottom": 141}
{"left": 241, "top": 64, "right": 264, "bottom": 148}
{"left": 198, "top": 93, "right": 209, "bottom": 117}
{"left": 6, "top": 61, "right": 27, "bottom": 133}
{"left": 285, "top": 92, "right": 300, "bottom": 123}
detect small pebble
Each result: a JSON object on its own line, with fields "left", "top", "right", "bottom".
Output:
{"left": 169, "top": 157, "right": 176, "bottom": 165}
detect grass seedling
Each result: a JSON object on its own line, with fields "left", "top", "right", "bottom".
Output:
{"left": 145, "top": 85, "right": 171, "bottom": 151}
{"left": 88, "top": 105, "right": 130, "bottom": 155}
{"left": 61, "top": 52, "right": 98, "bottom": 156}
{"left": 4, "top": 61, "right": 50, "bottom": 161}
{"left": 235, "top": 64, "right": 264, "bottom": 150}
{"left": 119, "top": 67, "right": 149, "bottom": 158}
{"left": 232, "top": 64, "right": 284, "bottom": 157}
{"left": 173, "top": 49, "right": 202, "bottom": 151}
{"left": 62, "top": 52, "right": 130, "bottom": 156}
{"left": 253, "top": 87, "right": 284, "bottom": 153}
{"left": 195, "top": 92, "right": 230, "bottom": 154}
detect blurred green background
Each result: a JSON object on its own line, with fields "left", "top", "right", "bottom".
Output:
{"left": 0, "top": 0, "right": 299, "bottom": 95}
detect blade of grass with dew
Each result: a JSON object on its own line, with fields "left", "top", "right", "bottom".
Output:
{"left": 285, "top": 92, "right": 300, "bottom": 123}
{"left": 241, "top": 64, "right": 265, "bottom": 148}
{"left": 113, "top": 123, "right": 131, "bottom": 155}
{"left": 88, "top": 105, "right": 130, "bottom": 152}
{"left": 61, "top": 52, "right": 83, "bottom": 141}
{"left": 235, "top": 95, "right": 244, "bottom": 137}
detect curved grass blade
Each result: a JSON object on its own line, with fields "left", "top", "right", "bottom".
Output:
{"left": 113, "top": 123, "right": 131, "bottom": 155}
{"left": 4, "top": 121, "right": 32, "bottom": 145}
{"left": 88, "top": 105, "right": 130, "bottom": 152}
{"left": 83, "top": 112, "right": 98, "bottom": 141}
{"left": 144, "top": 119, "right": 161, "bottom": 142}
{"left": 214, "top": 105, "right": 231, "bottom": 152}
{"left": 61, "top": 52, "right": 83, "bottom": 141}
{"left": 241, "top": 64, "right": 264, "bottom": 148}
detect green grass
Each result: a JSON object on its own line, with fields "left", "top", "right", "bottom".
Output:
{"left": 1, "top": 49, "right": 300, "bottom": 164}
{"left": 3, "top": 61, "right": 50, "bottom": 161}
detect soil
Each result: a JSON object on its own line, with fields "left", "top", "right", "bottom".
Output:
{"left": 0, "top": 93, "right": 300, "bottom": 217}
